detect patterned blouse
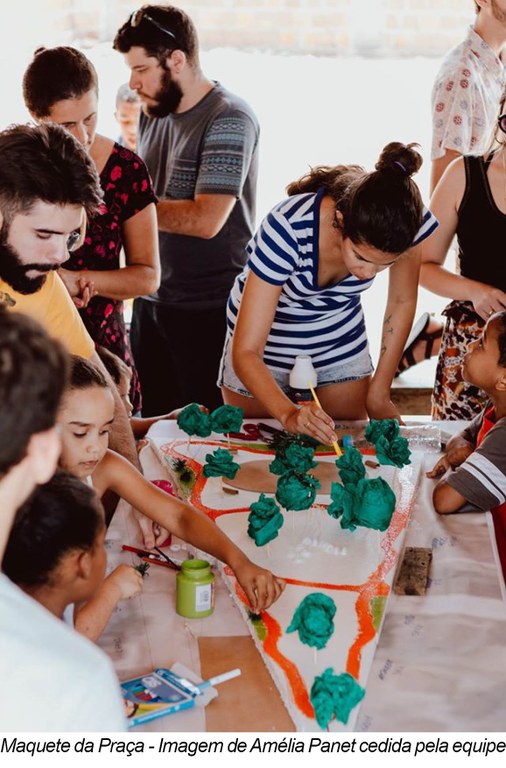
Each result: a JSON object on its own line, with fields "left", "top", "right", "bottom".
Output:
{"left": 431, "top": 26, "right": 505, "bottom": 161}
{"left": 66, "top": 143, "right": 157, "bottom": 411}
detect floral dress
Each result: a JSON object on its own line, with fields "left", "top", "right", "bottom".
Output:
{"left": 65, "top": 143, "right": 157, "bottom": 412}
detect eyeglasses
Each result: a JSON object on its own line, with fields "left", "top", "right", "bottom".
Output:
{"left": 129, "top": 8, "right": 177, "bottom": 42}
{"left": 498, "top": 113, "right": 506, "bottom": 134}
{"left": 66, "top": 230, "right": 82, "bottom": 253}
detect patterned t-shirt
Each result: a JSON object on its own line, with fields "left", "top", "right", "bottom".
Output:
{"left": 431, "top": 26, "right": 505, "bottom": 161}
{"left": 226, "top": 190, "right": 438, "bottom": 373}
{"left": 137, "top": 82, "right": 259, "bottom": 309}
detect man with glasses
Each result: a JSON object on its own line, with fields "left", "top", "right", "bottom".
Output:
{"left": 0, "top": 123, "right": 140, "bottom": 472}
{"left": 114, "top": 5, "right": 259, "bottom": 416}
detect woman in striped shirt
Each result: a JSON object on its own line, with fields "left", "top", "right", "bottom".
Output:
{"left": 219, "top": 142, "right": 437, "bottom": 445}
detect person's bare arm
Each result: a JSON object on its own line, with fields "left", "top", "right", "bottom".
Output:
{"left": 59, "top": 204, "right": 160, "bottom": 300}
{"left": 89, "top": 350, "right": 140, "bottom": 468}
{"left": 432, "top": 480, "right": 468, "bottom": 514}
{"left": 74, "top": 564, "right": 143, "bottom": 641}
{"left": 156, "top": 193, "right": 236, "bottom": 238}
{"left": 231, "top": 271, "right": 336, "bottom": 444}
{"left": 430, "top": 148, "right": 461, "bottom": 194}
{"left": 366, "top": 248, "right": 420, "bottom": 422}
{"left": 421, "top": 159, "right": 506, "bottom": 319}
{"left": 102, "top": 451, "right": 285, "bottom": 613}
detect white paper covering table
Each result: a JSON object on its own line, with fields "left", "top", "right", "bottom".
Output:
{"left": 97, "top": 419, "right": 506, "bottom": 731}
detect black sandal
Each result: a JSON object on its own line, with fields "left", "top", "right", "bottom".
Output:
{"left": 395, "top": 313, "right": 443, "bottom": 377}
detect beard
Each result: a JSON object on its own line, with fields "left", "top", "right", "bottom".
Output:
{"left": 0, "top": 230, "right": 56, "bottom": 295}
{"left": 142, "top": 67, "right": 184, "bottom": 118}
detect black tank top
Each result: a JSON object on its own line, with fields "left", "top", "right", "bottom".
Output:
{"left": 456, "top": 154, "right": 506, "bottom": 290}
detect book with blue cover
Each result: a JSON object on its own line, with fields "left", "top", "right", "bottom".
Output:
{"left": 121, "top": 667, "right": 196, "bottom": 727}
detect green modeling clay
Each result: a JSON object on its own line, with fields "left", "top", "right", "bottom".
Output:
{"left": 275, "top": 470, "right": 321, "bottom": 511}
{"left": 335, "top": 446, "right": 365, "bottom": 486}
{"left": 210, "top": 404, "right": 243, "bottom": 434}
{"left": 310, "top": 668, "right": 365, "bottom": 728}
{"left": 365, "top": 418, "right": 400, "bottom": 445}
{"left": 270, "top": 442, "right": 317, "bottom": 476}
{"left": 202, "top": 448, "right": 240, "bottom": 479}
{"left": 327, "top": 482, "right": 354, "bottom": 525}
{"left": 375, "top": 434, "right": 411, "bottom": 468}
{"left": 286, "top": 593, "right": 336, "bottom": 649}
{"left": 247, "top": 493, "right": 284, "bottom": 546}
{"left": 177, "top": 403, "right": 212, "bottom": 438}
{"left": 328, "top": 477, "right": 396, "bottom": 531}
{"left": 364, "top": 418, "right": 411, "bottom": 468}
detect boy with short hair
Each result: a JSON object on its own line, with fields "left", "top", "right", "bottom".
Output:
{"left": 428, "top": 311, "right": 506, "bottom": 577}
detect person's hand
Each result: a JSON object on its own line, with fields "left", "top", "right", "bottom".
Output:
{"left": 426, "top": 455, "right": 450, "bottom": 479}
{"left": 282, "top": 403, "right": 337, "bottom": 445}
{"left": 233, "top": 559, "right": 285, "bottom": 613}
{"left": 445, "top": 437, "right": 474, "bottom": 469}
{"left": 59, "top": 268, "right": 97, "bottom": 308}
{"left": 105, "top": 564, "right": 144, "bottom": 600}
{"left": 132, "top": 508, "right": 170, "bottom": 549}
{"left": 366, "top": 393, "right": 405, "bottom": 425}
{"left": 468, "top": 282, "right": 506, "bottom": 321}
{"left": 74, "top": 277, "right": 96, "bottom": 309}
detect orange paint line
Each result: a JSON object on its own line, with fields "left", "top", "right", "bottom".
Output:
{"left": 235, "top": 586, "right": 314, "bottom": 719}
{"left": 161, "top": 437, "right": 420, "bottom": 718}
{"left": 346, "top": 582, "right": 389, "bottom": 678}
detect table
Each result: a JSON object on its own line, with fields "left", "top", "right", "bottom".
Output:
{"left": 98, "top": 420, "right": 506, "bottom": 732}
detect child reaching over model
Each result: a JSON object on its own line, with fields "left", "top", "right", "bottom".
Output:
{"left": 427, "top": 311, "right": 506, "bottom": 576}
{"left": 2, "top": 471, "right": 143, "bottom": 642}
{"left": 57, "top": 356, "right": 285, "bottom": 612}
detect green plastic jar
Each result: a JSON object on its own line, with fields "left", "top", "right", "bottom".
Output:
{"left": 176, "top": 559, "right": 215, "bottom": 618}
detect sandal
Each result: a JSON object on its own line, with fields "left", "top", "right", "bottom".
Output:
{"left": 395, "top": 312, "right": 443, "bottom": 377}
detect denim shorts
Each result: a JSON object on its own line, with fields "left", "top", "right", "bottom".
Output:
{"left": 217, "top": 334, "right": 374, "bottom": 398}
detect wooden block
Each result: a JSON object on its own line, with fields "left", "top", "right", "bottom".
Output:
{"left": 393, "top": 546, "right": 432, "bottom": 596}
{"left": 198, "top": 636, "right": 294, "bottom": 732}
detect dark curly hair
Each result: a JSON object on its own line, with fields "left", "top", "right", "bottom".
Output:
{"left": 23, "top": 46, "right": 98, "bottom": 119}
{"left": 113, "top": 5, "right": 199, "bottom": 66}
{"left": 0, "top": 123, "right": 102, "bottom": 223}
{"left": 69, "top": 355, "right": 109, "bottom": 391}
{"left": 287, "top": 142, "right": 424, "bottom": 255}
{"left": 2, "top": 471, "right": 103, "bottom": 588}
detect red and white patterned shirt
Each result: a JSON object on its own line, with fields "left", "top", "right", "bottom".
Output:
{"left": 431, "top": 26, "right": 505, "bottom": 160}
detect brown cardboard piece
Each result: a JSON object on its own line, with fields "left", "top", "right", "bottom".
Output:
{"left": 199, "top": 636, "right": 294, "bottom": 731}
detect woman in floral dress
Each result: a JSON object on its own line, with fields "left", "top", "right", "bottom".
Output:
{"left": 23, "top": 46, "right": 159, "bottom": 411}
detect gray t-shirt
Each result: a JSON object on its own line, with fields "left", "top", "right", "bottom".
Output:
{"left": 137, "top": 82, "right": 259, "bottom": 309}
{"left": 447, "top": 406, "right": 506, "bottom": 511}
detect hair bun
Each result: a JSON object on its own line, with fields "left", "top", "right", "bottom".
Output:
{"left": 375, "top": 142, "right": 423, "bottom": 178}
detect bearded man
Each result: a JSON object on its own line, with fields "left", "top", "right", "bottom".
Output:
{"left": 114, "top": 5, "right": 259, "bottom": 415}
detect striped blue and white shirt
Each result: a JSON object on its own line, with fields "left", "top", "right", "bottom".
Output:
{"left": 227, "top": 189, "right": 438, "bottom": 373}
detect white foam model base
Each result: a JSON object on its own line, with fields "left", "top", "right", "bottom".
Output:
{"left": 155, "top": 432, "right": 422, "bottom": 731}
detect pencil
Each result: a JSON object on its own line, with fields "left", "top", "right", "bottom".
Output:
{"left": 308, "top": 383, "right": 342, "bottom": 457}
